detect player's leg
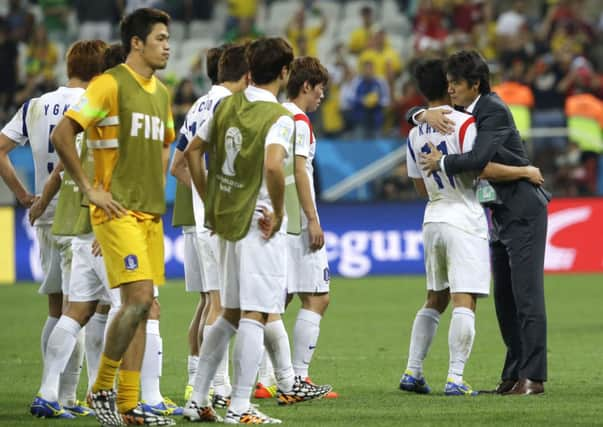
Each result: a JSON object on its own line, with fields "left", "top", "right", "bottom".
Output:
{"left": 185, "top": 294, "right": 205, "bottom": 398}
{"left": 444, "top": 224, "right": 490, "bottom": 396}
{"left": 206, "top": 289, "right": 232, "bottom": 408}
{"left": 201, "top": 231, "right": 231, "bottom": 408}
{"left": 85, "top": 303, "right": 109, "bottom": 394}
{"left": 183, "top": 229, "right": 207, "bottom": 401}
{"left": 90, "top": 215, "right": 172, "bottom": 426}
{"left": 445, "top": 292, "right": 477, "bottom": 395}
{"left": 400, "top": 223, "right": 448, "bottom": 394}
{"left": 36, "top": 225, "right": 63, "bottom": 359}
{"left": 185, "top": 237, "right": 237, "bottom": 422}
{"left": 255, "top": 347, "right": 277, "bottom": 398}
{"left": 140, "top": 293, "right": 183, "bottom": 416}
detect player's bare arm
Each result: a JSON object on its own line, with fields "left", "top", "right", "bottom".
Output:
{"left": 416, "top": 109, "right": 455, "bottom": 134}
{"left": 0, "top": 132, "right": 35, "bottom": 207}
{"left": 29, "top": 161, "right": 64, "bottom": 225}
{"left": 184, "top": 135, "right": 208, "bottom": 200}
{"left": 170, "top": 148, "right": 191, "bottom": 187}
{"left": 294, "top": 154, "right": 324, "bottom": 250}
{"left": 411, "top": 178, "right": 428, "bottom": 198}
{"left": 263, "top": 143, "right": 287, "bottom": 239}
{"left": 481, "top": 163, "right": 544, "bottom": 186}
{"left": 51, "top": 116, "right": 126, "bottom": 219}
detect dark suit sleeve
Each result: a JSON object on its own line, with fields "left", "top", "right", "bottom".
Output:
{"left": 443, "top": 105, "right": 513, "bottom": 175}
{"left": 405, "top": 106, "right": 424, "bottom": 126}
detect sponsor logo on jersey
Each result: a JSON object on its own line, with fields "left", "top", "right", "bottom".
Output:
{"left": 124, "top": 254, "right": 138, "bottom": 271}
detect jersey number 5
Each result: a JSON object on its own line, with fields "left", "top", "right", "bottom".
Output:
{"left": 421, "top": 141, "right": 455, "bottom": 189}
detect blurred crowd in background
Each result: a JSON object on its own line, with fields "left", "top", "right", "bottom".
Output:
{"left": 1, "top": 0, "right": 602, "bottom": 201}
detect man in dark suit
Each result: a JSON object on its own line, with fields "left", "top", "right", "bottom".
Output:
{"left": 410, "top": 50, "right": 549, "bottom": 395}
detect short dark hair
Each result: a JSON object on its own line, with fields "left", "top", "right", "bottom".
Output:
{"left": 120, "top": 8, "right": 170, "bottom": 56}
{"left": 445, "top": 50, "right": 491, "bottom": 95}
{"left": 246, "top": 37, "right": 294, "bottom": 85}
{"left": 413, "top": 58, "right": 447, "bottom": 102}
{"left": 103, "top": 43, "right": 125, "bottom": 70}
{"left": 66, "top": 39, "right": 108, "bottom": 81}
{"left": 206, "top": 44, "right": 230, "bottom": 84}
{"left": 218, "top": 44, "right": 249, "bottom": 83}
{"left": 286, "top": 56, "right": 329, "bottom": 99}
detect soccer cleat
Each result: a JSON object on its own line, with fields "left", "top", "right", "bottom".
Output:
{"left": 399, "top": 370, "right": 431, "bottom": 394}
{"left": 140, "top": 397, "right": 183, "bottom": 416}
{"left": 30, "top": 395, "right": 76, "bottom": 419}
{"left": 184, "top": 384, "right": 193, "bottom": 402}
{"left": 254, "top": 382, "right": 278, "bottom": 399}
{"left": 224, "top": 406, "right": 282, "bottom": 424}
{"left": 121, "top": 405, "right": 176, "bottom": 425}
{"left": 305, "top": 377, "right": 339, "bottom": 399}
{"left": 64, "top": 400, "right": 95, "bottom": 416}
{"left": 212, "top": 393, "right": 231, "bottom": 409}
{"left": 444, "top": 379, "right": 478, "bottom": 396}
{"left": 276, "top": 376, "right": 332, "bottom": 406}
{"left": 182, "top": 400, "right": 223, "bottom": 422}
{"left": 89, "top": 389, "right": 124, "bottom": 427}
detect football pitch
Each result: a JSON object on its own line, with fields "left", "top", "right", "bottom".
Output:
{"left": 1, "top": 274, "right": 601, "bottom": 426}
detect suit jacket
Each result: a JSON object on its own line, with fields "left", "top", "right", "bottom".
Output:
{"left": 406, "top": 93, "right": 550, "bottom": 226}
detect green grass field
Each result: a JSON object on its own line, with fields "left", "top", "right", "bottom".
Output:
{"left": 1, "top": 274, "right": 602, "bottom": 426}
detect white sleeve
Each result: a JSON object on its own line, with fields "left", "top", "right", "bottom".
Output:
{"left": 265, "top": 115, "right": 294, "bottom": 157}
{"left": 294, "top": 119, "right": 311, "bottom": 158}
{"left": 411, "top": 108, "right": 426, "bottom": 126}
{"left": 406, "top": 135, "right": 421, "bottom": 179}
{"left": 1, "top": 100, "right": 32, "bottom": 146}
{"left": 196, "top": 114, "right": 212, "bottom": 143}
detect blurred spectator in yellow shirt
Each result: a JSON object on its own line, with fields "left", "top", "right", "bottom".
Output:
{"left": 357, "top": 30, "right": 402, "bottom": 84}
{"left": 286, "top": 6, "right": 327, "bottom": 57}
{"left": 225, "top": 0, "right": 258, "bottom": 33}
{"left": 349, "top": 6, "right": 379, "bottom": 54}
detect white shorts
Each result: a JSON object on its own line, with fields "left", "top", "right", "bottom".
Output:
{"left": 68, "top": 233, "right": 113, "bottom": 305}
{"left": 286, "top": 231, "right": 330, "bottom": 294}
{"left": 36, "top": 225, "right": 72, "bottom": 295}
{"left": 220, "top": 225, "right": 287, "bottom": 314}
{"left": 423, "top": 222, "right": 490, "bottom": 296}
{"left": 183, "top": 227, "right": 204, "bottom": 293}
{"left": 197, "top": 230, "right": 220, "bottom": 293}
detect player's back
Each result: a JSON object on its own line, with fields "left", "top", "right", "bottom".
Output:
{"left": 407, "top": 106, "right": 486, "bottom": 237}
{"left": 183, "top": 85, "right": 232, "bottom": 230}
{"left": 6, "top": 87, "right": 85, "bottom": 224}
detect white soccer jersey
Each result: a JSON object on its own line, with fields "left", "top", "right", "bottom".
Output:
{"left": 282, "top": 102, "right": 318, "bottom": 229}
{"left": 179, "top": 84, "right": 232, "bottom": 232}
{"left": 406, "top": 106, "right": 487, "bottom": 238}
{"left": 196, "top": 85, "right": 293, "bottom": 232}
{"left": 1, "top": 87, "right": 85, "bottom": 225}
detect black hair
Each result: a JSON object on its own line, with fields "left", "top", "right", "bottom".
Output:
{"left": 246, "top": 37, "right": 294, "bottom": 85}
{"left": 218, "top": 44, "right": 249, "bottom": 83}
{"left": 120, "top": 8, "right": 170, "bottom": 56}
{"left": 206, "top": 44, "right": 230, "bottom": 84}
{"left": 413, "top": 58, "right": 447, "bottom": 102}
{"left": 445, "top": 50, "right": 491, "bottom": 94}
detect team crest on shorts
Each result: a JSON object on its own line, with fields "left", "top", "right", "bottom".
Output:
{"left": 124, "top": 254, "right": 138, "bottom": 271}
{"left": 323, "top": 267, "right": 330, "bottom": 283}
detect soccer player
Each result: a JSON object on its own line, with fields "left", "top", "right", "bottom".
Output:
{"left": 27, "top": 42, "right": 125, "bottom": 420}
{"left": 184, "top": 37, "right": 332, "bottom": 424}
{"left": 282, "top": 56, "right": 337, "bottom": 396}
{"left": 0, "top": 39, "right": 109, "bottom": 419}
{"left": 51, "top": 8, "right": 176, "bottom": 426}
{"left": 400, "top": 58, "right": 544, "bottom": 395}
{"left": 172, "top": 43, "right": 249, "bottom": 411}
